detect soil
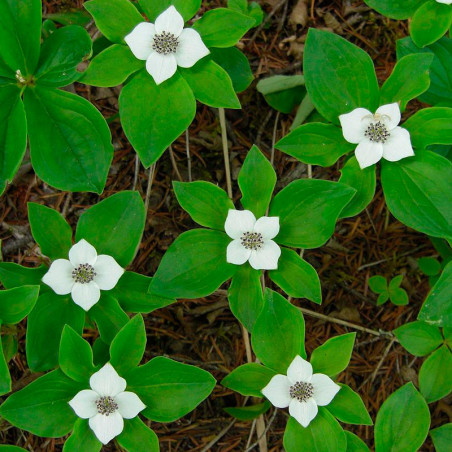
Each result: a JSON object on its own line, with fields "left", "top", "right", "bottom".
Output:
{"left": 1, "top": 0, "right": 450, "bottom": 450}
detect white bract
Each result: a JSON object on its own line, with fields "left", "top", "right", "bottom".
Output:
{"left": 125, "top": 6, "right": 210, "bottom": 85}
{"left": 42, "top": 239, "right": 124, "bottom": 311}
{"left": 436, "top": 0, "right": 452, "bottom": 4}
{"left": 339, "top": 103, "right": 414, "bottom": 169}
{"left": 225, "top": 209, "right": 281, "bottom": 270}
{"left": 69, "top": 363, "right": 146, "bottom": 445}
{"left": 262, "top": 355, "right": 340, "bottom": 428}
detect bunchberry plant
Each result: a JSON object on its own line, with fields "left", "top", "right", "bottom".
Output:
{"left": 0, "top": 286, "right": 39, "bottom": 395}
{"left": 368, "top": 274, "right": 409, "bottom": 306}
{"left": 0, "top": 0, "right": 113, "bottom": 195}
{"left": 365, "top": 0, "right": 452, "bottom": 47}
{"left": 276, "top": 29, "right": 452, "bottom": 243}
{"left": 0, "top": 192, "right": 172, "bottom": 372}
{"left": 227, "top": 0, "right": 264, "bottom": 26}
{"left": 394, "top": 321, "right": 452, "bottom": 403}
{"left": 0, "top": 316, "right": 216, "bottom": 451}
{"left": 222, "top": 290, "right": 372, "bottom": 451}
{"left": 82, "top": 0, "right": 254, "bottom": 166}
{"left": 148, "top": 146, "right": 356, "bottom": 330}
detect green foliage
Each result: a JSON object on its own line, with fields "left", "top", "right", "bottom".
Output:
{"left": 393, "top": 321, "right": 443, "bottom": 356}
{"left": 28, "top": 203, "right": 73, "bottom": 260}
{"left": 221, "top": 363, "right": 276, "bottom": 397}
{"left": 173, "top": 181, "right": 234, "bottom": 230}
{"left": 344, "top": 431, "right": 370, "bottom": 452}
{"left": 251, "top": 290, "right": 306, "bottom": 373}
{"left": 139, "top": 0, "right": 201, "bottom": 22}
{"left": 239, "top": 146, "right": 276, "bottom": 218}
{"left": 374, "top": 383, "right": 430, "bottom": 452}
{"left": 224, "top": 401, "right": 271, "bottom": 421}
{"left": 304, "top": 29, "right": 379, "bottom": 125}
{"left": 126, "top": 356, "right": 216, "bottom": 422}
{"left": 269, "top": 179, "right": 356, "bottom": 248}
{"left": 310, "top": 333, "right": 356, "bottom": 377}
{"left": 430, "top": 423, "right": 452, "bottom": 452}
{"left": 63, "top": 419, "right": 101, "bottom": 452}
{"left": 368, "top": 275, "right": 409, "bottom": 306}
{"left": 283, "top": 409, "right": 347, "bottom": 452}
{"left": 364, "top": 0, "right": 424, "bottom": 20}
{"left": 116, "top": 417, "right": 160, "bottom": 452}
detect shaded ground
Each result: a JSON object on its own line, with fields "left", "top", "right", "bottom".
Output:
{"left": 1, "top": 0, "right": 450, "bottom": 450}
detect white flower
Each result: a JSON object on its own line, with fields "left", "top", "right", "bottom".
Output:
{"left": 125, "top": 6, "right": 210, "bottom": 85}
{"left": 225, "top": 209, "right": 281, "bottom": 271}
{"left": 262, "top": 356, "right": 340, "bottom": 428}
{"left": 339, "top": 103, "right": 414, "bottom": 169}
{"left": 42, "top": 239, "right": 124, "bottom": 311}
{"left": 69, "top": 363, "right": 146, "bottom": 445}
{"left": 436, "top": 0, "right": 452, "bottom": 4}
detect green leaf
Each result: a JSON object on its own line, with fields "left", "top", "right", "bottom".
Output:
{"left": 119, "top": 69, "right": 196, "bottom": 167}
{"left": 419, "top": 345, "right": 452, "bottom": 403}
{"left": 224, "top": 401, "right": 271, "bottom": 421}
{"left": 26, "top": 292, "right": 85, "bottom": 372}
{"left": 339, "top": 156, "right": 376, "bottom": 218}
{"left": 81, "top": 44, "right": 144, "bottom": 87}
{"left": 63, "top": 418, "right": 101, "bottom": 452}
{"left": 110, "top": 315, "right": 146, "bottom": 376}
{"left": 59, "top": 325, "right": 95, "bottom": 384}
{"left": 35, "top": 25, "right": 92, "bottom": 87}
{"left": 283, "top": 409, "right": 347, "bottom": 452}
{"left": 327, "top": 384, "right": 372, "bottom": 426}
{"left": 403, "top": 107, "right": 452, "bottom": 149}
{"left": 0, "top": 286, "right": 39, "bottom": 324}
{"left": 257, "top": 75, "right": 306, "bottom": 114}
{"left": 0, "top": 263, "right": 47, "bottom": 289}
{"left": 269, "top": 179, "right": 356, "bottom": 248}
{"left": 393, "top": 321, "right": 443, "bottom": 356}
{"left": 304, "top": 29, "right": 379, "bottom": 125}
{"left": 276, "top": 123, "right": 353, "bottom": 166}
{"left": 76, "top": 191, "right": 146, "bottom": 267}
{"left": 238, "top": 146, "right": 276, "bottom": 218}
{"left": 210, "top": 47, "right": 253, "bottom": 93}
{"left": 24, "top": 86, "right": 113, "bottom": 193}
{"left": 117, "top": 417, "right": 159, "bottom": 452}
{"left": 310, "top": 333, "right": 356, "bottom": 377}
{"left": 374, "top": 383, "right": 430, "bottom": 452}
{"left": 126, "top": 356, "right": 216, "bottom": 422}
{"left": 252, "top": 289, "right": 306, "bottom": 373}
{"left": 430, "top": 423, "right": 452, "bottom": 452}
{"left": 380, "top": 54, "right": 434, "bottom": 109}
{"left": 88, "top": 294, "right": 129, "bottom": 344}
{"left": 0, "top": 446, "right": 29, "bottom": 452}
{"left": 389, "top": 287, "right": 409, "bottom": 306}
{"left": 181, "top": 59, "right": 240, "bottom": 109}
{"left": 0, "top": 322, "right": 11, "bottom": 396}
{"left": 364, "top": 0, "right": 424, "bottom": 20}
{"left": 46, "top": 10, "right": 92, "bottom": 27}
{"left": 419, "top": 260, "right": 452, "bottom": 326}
{"left": 344, "top": 431, "right": 370, "bottom": 452}
{"left": 28, "top": 203, "right": 73, "bottom": 260}
{"left": 397, "top": 36, "right": 452, "bottom": 106}
{"left": 111, "top": 271, "right": 175, "bottom": 313}
{"left": 228, "top": 264, "right": 264, "bottom": 331}
{"left": 269, "top": 247, "right": 321, "bottom": 304}
{"left": 0, "top": 369, "right": 82, "bottom": 438}
{"left": 149, "top": 229, "right": 237, "bottom": 299}
{"left": 377, "top": 292, "right": 389, "bottom": 306}
{"left": 192, "top": 8, "right": 254, "bottom": 48}
{"left": 84, "top": 0, "right": 143, "bottom": 44}
{"left": 418, "top": 257, "right": 441, "bottom": 276}
{"left": 221, "top": 363, "right": 276, "bottom": 398}
{"left": 368, "top": 275, "right": 387, "bottom": 294}
{"left": 0, "top": 0, "right": 41, "bottom": 74}
{"left": 139, "top": 0, "right": 201, "bottom": 21}
{"left": 173, "top": 181, "right": 233, "bottom": 230}
{"left": 410, "top": 2, "right": 452, "bottom": 48}
{"left": 0, "top": 86, "right": 27, "bottom": 196}
{"left": 2, "top": 333, "right": 18, "bottom": 363}
{"left": 381, "top": 151, "right": 452, "bottom": 241}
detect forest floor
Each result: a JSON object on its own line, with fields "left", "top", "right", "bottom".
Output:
{"left": 1, "top": 0, "right": 450, "bottom": 450}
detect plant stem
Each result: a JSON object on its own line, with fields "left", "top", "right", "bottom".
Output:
{"left": 144, "top": 163, "right": 156, "bottom": 213}
{"left": 186, "top": 128, "right": 192, "bottom": 182}
{"left": 219, "top": 108, "right": 233, "bottom": 198}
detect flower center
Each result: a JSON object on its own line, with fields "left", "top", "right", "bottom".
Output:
{"left": 289, "top": 381, "right": 314, "bottom": 403}
{"left": 241, "top": 231, "right": 264, "bottom": 250}
{"left": 364, "top": 121, "right": 390, "bottom": 144}
{"left": 152, "top": 31, "right": 179, "bottom": 55}
{"left": 72, "top": 263, "right": 96, "bottom": 284}
{"left": 96, "top": 396, "right": 118, "bottom": 416}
